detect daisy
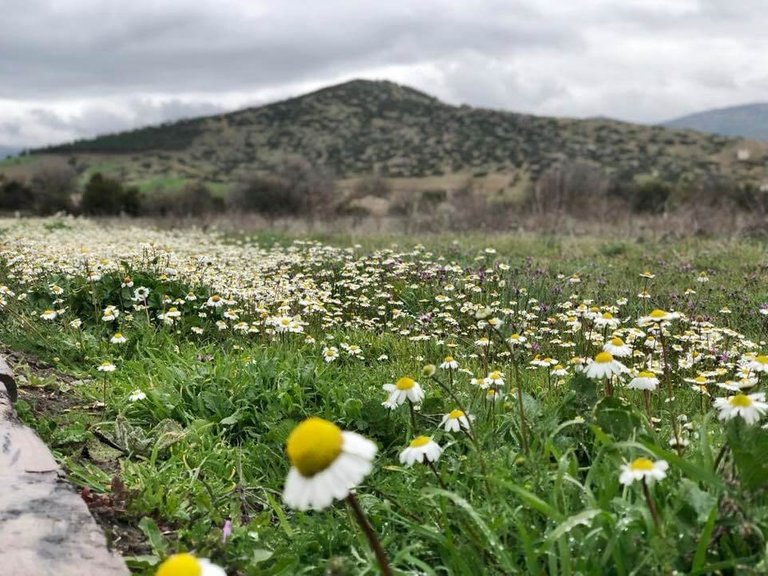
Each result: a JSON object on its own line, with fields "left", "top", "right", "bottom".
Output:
{"left": 322, "top": 346, "right": 339, "bottom": 363}
{"left": 483, "top": 370, "right": 505, "bottom": 387}
{"left": 507, "top": 333, "right": 527, "bottom": 346}
{"left": 593, "top": 312, "right": 620, "bottom": 330}
{"left": 619, "top": 457, "right": 669, "bottom": 485}
{"left": 206, "top": 294, "right": 225, "bottom": 308}
{"left": 439, "top": 356, "right": 459, "bottom": 370}
{"left": 747, "top": 355, "right": 768, "bottom": 373}
{"left": 110, "top": 332, "right": 127, "bottom": 344}
{"left": 628, "top": 371, "right": 659, "bottom": 391}
{"left": 156, "top": 553, "right": 226, "bottom": 576}
{"left": 399, "top": 436, "right": 443, "bottom": 466}
{"left": 382, "top": 377, "right": 424, "bottom": 409}
{"left": 439, "top": 409, "right": 474, "bottom": 433}
{"left": 40, "top": 309, "right": 58, "bottom": 320}
{"left": 101, "top": 305, "right": 119, "bottom": 322}
{"left": 584, "top": 352, "right": 628, "bottom": 379}
{"left": 283, "top": 417, "right": 377, "bottom": 511}
{"left": 603, "top": 336, "right": 631, "bottom": 357}
{"left": 713, "top": 393, "right": 768, "bottom": 425}
{"left": 97, "top": 361, "right": 116, "bottom": 372}
{"left": 128, "top": 389, "right": 146, "bottom": 402}
{"left": 638, "top": 309, "right": 680, "bottom": 326}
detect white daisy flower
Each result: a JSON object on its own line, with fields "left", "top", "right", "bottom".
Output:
{"left": 399, "top": 436, "right": 443, "bottom": 466}
{"left": 603, "top": 337, "right": 632, "bottom": 357}
{"left": 128, "top": 390, "right": 146, "bottom": 402}
{"left": 206, "top": 294, "right": 225, "bottom": 308}
{"left": 483, "top": 370, "right": 505, "bottom": 387}
{"left": 628, "top": 371, "right": 659, "bottom": 391}
{"left": 110, "top": 332, "right": 127, "bottom": 344}
{"left": 747, "top": 355, "right": 768, "bottom": 374}
{"left": 619, "top": 457, "right": 669, "bottom": 485}
{"left": 156, "top": 553, "right": 226, "bottom": 576}
{"left": 382, "top": 377, "right": 424, "bottom": 409}
{"left": 40, "top": 309, "right": 58, "bottom": 320}
{"left": 638, "top": 309, "right": 680, "bottom": 326}
{"left": 584, "top": 352, "right": 628, "bottom": 379}
{"left": 439, "top": 409, "right": 474, "bottom": 433}
{"left": 713, "top": 393, "right": 768, "bottom": 425}
{"left": 439, "top": 356, "right": 459, "bottom": 370}
{"left": 322, "top": 346, "right": 339, "bottom": 363}
{"left": 507, "top": 333, "right": 527, "bottom": 346}
{"left": 283, "top": 417, "right": 377, "bottom": 511}
{"left": 97, "top": 361, "right": 116, "bottom": 372}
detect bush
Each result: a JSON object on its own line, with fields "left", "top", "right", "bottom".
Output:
{"left": 80, "top": 173, "right": 141, "bottom": 216}
{"left": 0, "top": 177, "right": 34, "bottom": 212}
{"left": 231, "top": 158, "right": 335, "bottom": 217}
{"left": 142, "top": 182, "right": 223, "bottom": 217}
{"left": 29, "top": 161, "right": 77, "bottom": 214}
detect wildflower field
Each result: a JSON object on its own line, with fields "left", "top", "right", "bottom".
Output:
{"left": 5, "top": 217, "right": 768, "bottom": 575}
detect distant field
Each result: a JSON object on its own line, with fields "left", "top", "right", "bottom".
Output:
{"left": 3, "top": 218, "right": 768, "bottom": 574}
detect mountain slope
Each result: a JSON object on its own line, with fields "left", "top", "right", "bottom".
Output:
{"left": 0, "top": 146, "right": 20, "bottom": 160}
{"left": 663, "top": 103, "right": 768, "bottom": 141}
{"left": 7, "top": 80, "right": 768, "bottom": 193}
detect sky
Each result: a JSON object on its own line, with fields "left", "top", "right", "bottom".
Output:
{"left": 1, "top": 0, "right": 766, "bottom": 148}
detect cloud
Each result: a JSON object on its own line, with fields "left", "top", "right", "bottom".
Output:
{"left": 0, "top": 0, "right": 767, "bottom": 146}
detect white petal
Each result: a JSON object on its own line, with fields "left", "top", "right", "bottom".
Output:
{"left": 342, "top": 432, "right": 377, "bottom": 460}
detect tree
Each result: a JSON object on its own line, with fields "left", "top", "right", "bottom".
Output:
{"left": 29, "top": 160, "right": 77, "bottom": 214}
{"left": 81, "top": 173, "right": 141, "bottom": 216}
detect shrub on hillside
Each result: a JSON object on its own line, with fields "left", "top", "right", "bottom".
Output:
{"left": 80, "top": 173, "right": 141, "bottom": 216}
{"left": 29, "top": 161, "right": 77, "bottom": 214}
{"left": 141, "top": 182, "right": 224, "bottom": 217}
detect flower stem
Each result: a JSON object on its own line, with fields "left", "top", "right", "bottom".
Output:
{"left": 513, "top": 360, "right": 529, "bottom": 455}
{"left": 641, "top": 479, "right": 662, "bottom": 534}
{"left": 427, "top": 460, "right": 447, "bottom": 490}
{"left": 346, "top": 493, "right": 393, "bottom": 576}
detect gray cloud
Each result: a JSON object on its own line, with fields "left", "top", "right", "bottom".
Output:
{"left": 0, "top": 0, "right": 766, "bottom": 146}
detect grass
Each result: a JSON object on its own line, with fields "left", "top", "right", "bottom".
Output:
{"left": 2, "top": 217, "right": 768, "bottom": 575}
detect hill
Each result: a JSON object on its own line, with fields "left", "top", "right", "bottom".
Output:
{"left": 0, "top": 146, "right": 20, "bottom": 160}
{"left": 4, "top": 80, "right": 768, "bottom": 197}
{"left": 662, "top": 103, "right": 768, "bottom": 141}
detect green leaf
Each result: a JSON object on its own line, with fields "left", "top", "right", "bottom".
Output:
{"left": 422, "top": 488, "right": 516, "bottom": 573}
{"left": 496, "top": 479, "right": 563, "bottom": 521}
{"left": 727, "top": 420, "right": 768, "bottom": 491}
{"left": 138, "top": 517, "right": 168, "bottom": 557}
{"left": 593, "top": 396, "right": 642, "bottom": 439}
{"left": 691, "top": 505, "right": 718, "bottom": 575}
{"left": 547, "top": 509, "right": 604, "bottom": 542}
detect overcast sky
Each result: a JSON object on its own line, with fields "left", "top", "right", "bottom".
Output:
{"left": 1, "top": 0, "right": 766, "bottom": 148}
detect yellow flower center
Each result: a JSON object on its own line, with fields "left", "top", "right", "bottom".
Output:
{"left": 602, "top": 312, "right": 613, "bottom": 319}
{"left": 693, "top": 376, "right": 707, "bottom": 384}
{"left": 755, "top": 355, "right": 768, "bottom": 365}
{"left": 448, "top": 409, "right": 465, "bottom": 419}
{"left": 509, "top": 333, "right": 521, "bottom": 340}
{"left": 396, "top": 377, "right": 416, "bottom": 390}
{"left": 156, "top": 554, "right": 201, "bottom": 576}
{"left": 649, "top": 309, "right": 668, "bottom": 319}
{"left": 443, "top": 356, "right": 454, "bottom": 363}
{"left": 286, "top": 417, "right": 343, "bottom": 477}
{"left": 638, "top": 371, "right": 655, "bottom": 378}
{"left": 729, "top": 394, "right": 753, "bottom": 408}
{"left": 489, "top": 371, "right": 502, "bottom": 379}
{"left": 211, "top": 295, "right": 220, "bottom": 301}
{"left": 628, "top": 457, "right": 655, "bottom": 472}
{"left": 410, "top": 435, "right": 431, "bottom": 448}
{"left": 610, "top": 337, "right": 624, "bottom": 346}
{"left": 595, "top": 352, "right": 613, "bottom": 364}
